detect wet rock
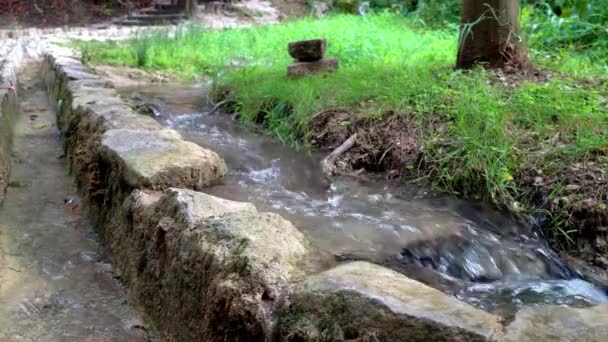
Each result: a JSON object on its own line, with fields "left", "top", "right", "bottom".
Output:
{"left": 461, "top": 246, "right": 503, "bottom": 282}
{"left": 401, "top": 239, "right": 507, "bottom": 282}
{"left": 505, "top": 304, "right": 608, "bottom": 341}
{"left": 100, "top": 128, "right": 227, "bottom": 190}
{"left": 123, "top": 188, "right": 310, "bottom": 341}
{"left": 282, "top": 261, "right": 502, "bottom": 341}
{"left": 287, "top": 57, "right": 339, "bottom": 78}
{"left": 288, "top": 39, "right": 327, "bottom": 62}
{"left": 535, "top": 249, "right": 573, "bottom": 279}
{"left": 127, "top": 92, "right": 164, "bottom": 117}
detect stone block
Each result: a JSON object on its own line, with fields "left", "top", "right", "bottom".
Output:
{"left": 281, "top": 261, "right": 502, "bottom": 341}
{"left": 505, "top": 304, "right": 608, "bottom": 341}
{"left": 288, "top": 39, "right": 326, "bottom": 62}
{"left": 287, "top": 57, "right": 338, "bottom": 78}
{"left": 66, "top": 86, "right": 161, "bottom": 132}
{"left": 122, "top": 188, "right": 310, "bottom": 340}
{"left": 100, "top": 128, "right": 227, "bottom": 190}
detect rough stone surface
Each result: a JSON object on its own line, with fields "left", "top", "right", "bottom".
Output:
{"left": 63, "top": 86, "right": 160, "bottom": 132}
{"left": 505, "top": 304, "right": 608, "bottom": 341}
{"left": 100, "top": 128, "right": 227, "bottom": 190}
{"left": 288, "top": 39, "right": 327, "bottom": 62}
{"left": 0, "top": 88, "right": 17, "bottom": 203}
{"left": 0, "top": 45, "right": 19, "bottom": 203}
{"left": 41, "top": 53, "right": 165, "bottom": 213}
{"left": 287, "top": 57, "right": 339, "bottom": 78}
{"left": 281, "top": 261, "right": 503, "bottom": 342}
{"left": 114, "top": 188, "right": 310, "bottom": 341}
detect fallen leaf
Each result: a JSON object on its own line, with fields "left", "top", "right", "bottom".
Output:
{"left": 34, "top": 123, "right": 49, "bottom": 129}
{"left": 565, "top": 184, "right": 581, "bottom": 191}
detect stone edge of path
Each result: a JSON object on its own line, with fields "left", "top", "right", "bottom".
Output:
{"left": 0, "top": 35, "right": 591, "bottom": 341}
{"left": 0, "top": 40, "right": 20, "bottom": 203}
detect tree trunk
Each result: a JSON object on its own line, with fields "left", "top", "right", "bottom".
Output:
{"left": 456, "top": 0, "right": 526, "bottom": 69}
{"left": 176, "top": 0, "right": 196, "bottom": 16}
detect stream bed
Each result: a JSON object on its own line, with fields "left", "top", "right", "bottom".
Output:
{"left": 119, "top": 82, "right": 608, "bottom": 319}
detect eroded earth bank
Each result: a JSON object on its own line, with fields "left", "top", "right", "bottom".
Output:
{"left": 0, "top": 28, "right": 608, "bottom": 341}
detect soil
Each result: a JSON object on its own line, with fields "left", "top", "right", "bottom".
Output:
{"left": 308, "top": 109, "right": 421, "bottom": 177}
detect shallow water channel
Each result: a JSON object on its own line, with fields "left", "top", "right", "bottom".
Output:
{"left": 121, "top": 82, "right": 608, "bottom": 318}
{"left": 0, "top": 64, "right": 147, "bottom": 340}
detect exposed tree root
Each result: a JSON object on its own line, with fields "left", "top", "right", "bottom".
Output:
{"left": 207, "top": 99, "right": 239, "bottom": 115}
{"left": 321, "top": 133, "right": 357, "bottom": 176}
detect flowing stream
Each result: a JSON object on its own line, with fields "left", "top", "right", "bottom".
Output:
{"left": 119, "top": 82, "right": 608, "bottom": 319}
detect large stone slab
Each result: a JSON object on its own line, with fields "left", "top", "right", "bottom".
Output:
{"left": 281, "top": 261, "right": 502, "bottom": 341}
{"left": 120, "top": 188, "right": 310, "bottom": 341}
{"left": 287, "top": 57, "right": 339, "bottom": 78}
{"left": 505, "top": 304, "right": 608, "bottom": 341}
{"left": 100, "top": 128, "right": 227, "bottom": 190}
{"left": 67, "top": 87, "right": 161, "bottom": 131}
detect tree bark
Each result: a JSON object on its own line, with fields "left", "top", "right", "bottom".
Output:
{"left": 456, "top": 0, "right": 526, "bottom": 69}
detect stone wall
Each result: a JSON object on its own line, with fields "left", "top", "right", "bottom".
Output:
{"left": 0, "top": 41, "right": 19, "bottom": 203}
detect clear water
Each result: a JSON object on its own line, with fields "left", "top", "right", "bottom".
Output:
{"left": 118, "top": 83, "right": 608, "bottom": 318}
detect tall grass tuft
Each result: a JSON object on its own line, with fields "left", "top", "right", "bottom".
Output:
{"left": 132, "top": 34, "right": 152, "bottom": 67}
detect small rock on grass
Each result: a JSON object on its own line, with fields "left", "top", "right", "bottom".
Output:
{"left": 288, "top": 39, "right": 327, "bottom": 62}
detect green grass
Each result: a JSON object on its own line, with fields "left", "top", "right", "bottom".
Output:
{"left": 77, "top": 13, "right": 608, "bottom": 247}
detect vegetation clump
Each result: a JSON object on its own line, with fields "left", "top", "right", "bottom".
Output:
{"left": 77, "top": 7, "right": 608, "bottom": 263}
